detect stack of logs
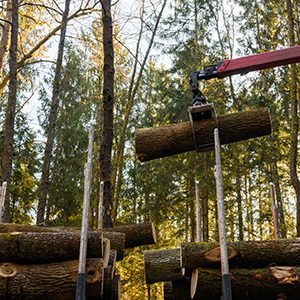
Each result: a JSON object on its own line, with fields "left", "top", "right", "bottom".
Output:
{"left": 0, "top": 222, "right": 157, "bottom": 299}
{"left": 144, "top": 239, "right": 300, "bottom": 300}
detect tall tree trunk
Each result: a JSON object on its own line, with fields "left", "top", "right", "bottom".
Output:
{"left": 0, "top": 0, "right": 12, "bottom": 80}
{"left": 36, "top": 0, "right": 71, "bottom": 224}
{"left": 100, "top": 0, "right": 114, "bottom": 228}
{"left": 286, "top": 0, "right": 300, "bottom": 236}
{"left": 1, "top": 0, "right": 18, "bottom": 222}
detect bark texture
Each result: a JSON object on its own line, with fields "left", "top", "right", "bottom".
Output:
{"left": 106, "top": 222, "right": 157, "bottom": 248}
{"left": 1, "top": 0, "right": 19, "bottom": 222}
{"left": 144, "top": 248, "right": 184, "bottom": 284}
{"left": 0, "top": 259, "right": 103, "bottom": 299}
{"left": 37, "top": 0, "right": 71, "bottom": 224}
{"left": 191, "top": 266, "right": 300, "bottom": 300}
{"left": 100, "top": 0, "right": 114, "bottom": 228}
{"left": 136, "top": 108, "right": 272, "bottom": 161}
{"left": 0, "top": 0, "right": 11, "bottom": 79}
{"left": 0, "top": 223, "right": 125, "bottom": 260}
{"left": 181, "top": 239, "right": 300, "bottom": 269}
{"left": 0, "top": 232, "right": 110, "bottom": 264}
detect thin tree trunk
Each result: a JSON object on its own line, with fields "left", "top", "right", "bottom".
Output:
{"left": 0, "top": 7, "right": 97, "bottom": 97}
{"left": 201, "top": 154, "right": 209, "bottom": 242}
{"left": 1, "top": 0, "right": 18, "bottom": 222}
{"left": 36, "top": 0, "right": 71, "bottom": 224}
{"left": 0, "top": 0, "right": 12, "bottom": 80}
{"left": 272, "top": 160, "right": 286, "bottom": 238}
{"left": 112, "top": 0, "right": 167, "bottom": 220}
{"left": 100, "top": 0, "right": 114, "bottom": 228}
{"left": 286, "top": 0, "right": 300, "bottom": 236}
{"left": 236, "top": 168, "right": 243, "bottom": 241}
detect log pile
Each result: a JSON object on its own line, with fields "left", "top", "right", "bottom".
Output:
{"left": 0, "top": 222, "right": 157, "bottom": 299}
{"left": 144, "top": 239, "right": 300, "bottom": 299}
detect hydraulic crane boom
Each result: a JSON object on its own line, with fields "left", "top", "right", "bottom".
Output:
{"left": 196, "top": 45, "right": 300, "bottom": 80}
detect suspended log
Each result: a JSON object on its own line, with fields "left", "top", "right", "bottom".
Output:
{"left": 144, "top": 248, "right": 184, "bottom": 284}
{"left": 181, "top": 239, "right": 300, "bottom": 270}
{"left": 0, "top": 258, "right": 104, "bottom": 300}
{"left": 136, "top": 108, "right": 272, "bottom": 161}
{"left": 0, "top": 223, "right": 125, "bottom": 260}
{"left": 0, "top": 231, "right": 110, "bottom": 265}
{"left": 106, "top": 222, "right": 157, "bottom": 248}
{"left": 191, "top": 266, "right": 300, "bottom": 300}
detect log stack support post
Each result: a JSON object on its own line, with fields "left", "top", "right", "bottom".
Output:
{"left": 98, "top": 181, "right": 104, "bottom": 230}
{"left": 213, "top": 128, "right": 232, "bottom": 300}
{"left": 195, "top": 180, "right": 202, "bottom": 242}
{"left": 76, "top": 126, "right": 94, "bottom": 300}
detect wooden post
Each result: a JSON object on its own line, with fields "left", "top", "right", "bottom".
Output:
{"left": 195, "top": 180, "right": 202, "bottom": 242}
{"left": 0, "top": 182, "right": 7, "bottom": 223}
{"left": 269, "top": 182, "right": 281, "bottom": 239}
{"left": 98, "top": 181, "right": 104, "bottom": 229}
{"left": 214, "top": 128, "right": 232, "bottom": 300}
{"left": 76, "top": 126, "right": 94, "bottom": 300}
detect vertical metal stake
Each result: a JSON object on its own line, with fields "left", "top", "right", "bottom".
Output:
{"left": 76, "top": 126, "right": 94, "bottom": 300}
{"left": 214, "top": 128, "right": 232, "bottom": 300}
{"left": 195, "top": 180, "right": 203, "bottom": 242}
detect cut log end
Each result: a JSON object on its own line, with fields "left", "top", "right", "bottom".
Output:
{"left": 191, "top": 268, "right": 199, "bottom": 299}
{"left": 204, "top": 245, "right": 237, "bottom": 263}
{"left": 0, "top": 262, "right": 17, "bottom": 277}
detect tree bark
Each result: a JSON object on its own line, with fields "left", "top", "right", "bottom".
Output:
{"left": 105, "top": 222, "right": 157, "bottom": 248}
{"left": 286, "top": 0, "right": 300, "bottom": 237}
{"left": 144, "top": 248, "right": 184, "bottom": 284}
{"left": 0, "top": 258, "right": 103, "bottom": 299}
{"left": 181, "top": 239, "right": 300, "bottom": 270}
{"left": 191, "top": 266, "right": 300, "bottom": 300}
{"left": 37, "top": 0, "right": 71, "bottom": 224}
{"left": 0, "top": 0, "right": 12, "bottom": 80}
{"left": 0, "top": 223, "right": 125, "bottom": 260}
{"left": 136, "top": 108, "right": 272, "bottom": 161}
{"left": 100, "top": 0, "right": 114, "bottom": 228}
{"left": 1, "top": 0, "right": 18, "bottom": 222}
{"left": 0, "top": 232, "right": 110, "bottom": 264}
{"left": 0, "top": 223, "right": 157, "bottom": 258}
{"left": 163, "top": 281, "right": 173, "bottom": 300}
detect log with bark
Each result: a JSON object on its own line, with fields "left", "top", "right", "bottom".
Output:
{"left": 181, "top": 239, "right": 300, "bottom": 270}
{"left": 0, "top": 223, "right": 125, "bottom": 260}
{"left": 136, "top": 108, "right": 272, "bottom": 161}
{"left": 0, "top": 222, "right": 156, "bottom": 255}
{"left": 144, "top": 248, "right": 184, "bottom": 284}
{"left": 106, "top": 222, "right": 157, "bottom": 248}
{"left": 0, "top": 258, "right": 104, "bottom": 299}
{"left": 0, "top": 231, "right": 110, "bottom": 265}
{"left": 191, "top": 266, "right": 300, "bottom": 300}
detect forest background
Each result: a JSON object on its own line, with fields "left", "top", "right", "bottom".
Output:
{"left": 0, "top": 0, "right": 300, "bottom": 298}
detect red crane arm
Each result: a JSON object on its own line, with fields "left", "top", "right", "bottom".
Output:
{"left": 197, "top": 45, "right": 300, "bottom": 80}
{"left": 217, "top": 45, "right": 300, "bottom": 78}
